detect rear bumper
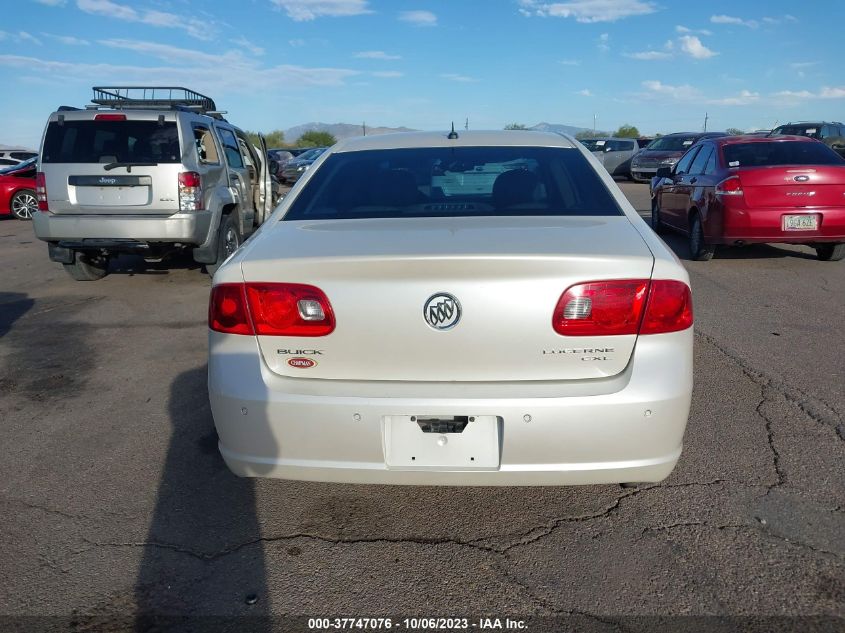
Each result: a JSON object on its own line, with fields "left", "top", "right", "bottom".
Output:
{"left": 32, "top": 210, "right": 213, "bottom": 244}
{"left": 208, "top": 328, "right": 694, "bottom": 485}
{"left": 716, "top": 206, "right": 845, "bottom": 244}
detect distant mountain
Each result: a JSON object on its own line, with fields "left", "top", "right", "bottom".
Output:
{"left": 528, "top": 122, "right": 592, "bottom": 136}
{"left": 285, "top": 122, "right": 417, "bottom": 144}
{"left": 0, "top": 143, "right": 36, "bottom": 151}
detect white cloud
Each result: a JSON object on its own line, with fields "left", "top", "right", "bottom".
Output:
{"left": 42, "top": 33, "right": 90, "bottom": 45}
{"left": 641, "top": 80, "right": 701, "bottom": 101}
{"left": 271, "top": 0, "right": 371, "bottom": 21}
{"left": 440, "top": 73, "right": 478, "bottom": 83}
{"left": 558, "top": 59, "right": 581, "bottom": 66}
{"left": 289, "top": 38, "right": 307, "bottom": 47}
{"left": 789, "top": 61, "right": 818, "bottom": 69}
{"left": 34, "top": 0, "right": 67, "bottom": 5}
{"left": 679, "top": 35, "right": 717, "bottom": 59}
{"left": 597, "top": 32, "right": 610, "bottom": 51}
{"left": 708, "top": 90, "right": 760, "bottom": 106}
{"left": 710, "top": 14, "right": 758, "bottom": 28}
{"left": 675, "top": 25, "right": 712, "bottom": 35}
{"left": 625, "top": 50, "right": 671, "bottom": 60}
{"left": 76, "top": 0, "right": 215, "bottom": 40}
{"left": 230, "top": 37, "right": 264, "bottom": 56}
{"left": 576, "top": 89, "right": 593, "bottom": 96}
{"left": 0, "top": 52, "right": 360, "bottom": 92}
{"left": 775, "top": 86, "right": 845, "bottom": 101}
{"left": 518, "top": 0, "right": 657, "bottom": 23}
{"left": 0, "top": 31, "right": 43, "bottom": 45}
{"left": 399, "top": 10, "right": 437, "bottom": 26}
{"left": 372, "top": 71, "right": 403, "bottom": 78}
{"left": 354, "top": 50, "right": 401, "bottom": 60}
{"left": 99, "top": 39, "right": 246, "bottom": 65}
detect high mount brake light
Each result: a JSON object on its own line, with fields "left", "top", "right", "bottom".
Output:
{"left": 553, "top": 279, "right": 692, "bottom": 336}
{"left": 716, "top": 176, "right": 743, "bottom": 196}
{"left": 209, "top": 283, "right": 335, "bottom": 336}
{"left": 94, "top": 114, "right": 127, "bottom": 121}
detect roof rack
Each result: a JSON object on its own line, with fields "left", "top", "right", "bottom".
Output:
{"left": 91, "top": 86, "right": 217, "bottom": 113}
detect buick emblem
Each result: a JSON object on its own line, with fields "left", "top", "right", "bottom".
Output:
{"left": 793, "top": 175, "right": 810, "bottom": 182}
{"left": 423, "top": 293, "right": 461, "bottom": 330}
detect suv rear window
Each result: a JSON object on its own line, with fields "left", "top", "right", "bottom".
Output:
{"left": 723, "top": 141, "right": 844, "bottom": 167}
{"left": 42, "top": 120, "right": 180, "bottom": 163}
{"left": 772, "top": 125, "right": 823, "bottom": 140}
{"left": 284, "top": 146, "right": 622, "bottom": 220}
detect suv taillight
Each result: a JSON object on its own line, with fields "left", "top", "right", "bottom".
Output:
{"left": 209, "top": 283, "right": 336, "bottom": 337}
{"left": 178, "top": 171, "right": 204, "bottom": 211}
{"left": 716, "top": 176, "right": 743, "bottom": 197}
{"left": 36, "top": 172, "right": 49, "bottom": 212}
{"left": 553, "top": 279, "right": 692, "bottom": 336}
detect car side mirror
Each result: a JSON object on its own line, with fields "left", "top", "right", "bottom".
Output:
{"left": 605, "top": 146, "right": 613, "bottom": 152}
{"left": 656, "top": 166, "right": 673, "bottom": 178}
{"left": 269, "top": 160, "right": 279, "bottom": 173}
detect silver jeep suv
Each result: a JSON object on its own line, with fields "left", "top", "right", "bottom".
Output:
{"left": 32, "top": 87, "right": 273, "bottom": 280}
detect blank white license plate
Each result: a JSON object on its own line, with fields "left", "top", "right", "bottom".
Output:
{"left": 782, "top": 214, "right": 818, "bottom": 231}
{"left": 384, "top": 415, "right": 500, "bottom": 470}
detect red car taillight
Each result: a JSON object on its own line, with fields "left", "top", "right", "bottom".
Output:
{"left": 178, "top": 171, "right": 204, "bottom": 211}
{"left": 36, "top": 172, "right": 49, "bottom": 212}
{"left": 553, "top": 279, "right": 692, "bottom": 336}
{"left": 716, "top": 176, "right": 743, "bottom": 197}
{"left": 209, "top": 283, "right": 336, "bottom": 337}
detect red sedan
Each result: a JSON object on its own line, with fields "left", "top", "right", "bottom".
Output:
{"left": 651, "top": 135, "right": 845, "bottom": 261}
{"left": 0, "top": 157, "right": 37, "bottom": 220}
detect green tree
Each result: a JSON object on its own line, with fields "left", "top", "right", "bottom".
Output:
{"left": 614, "top": 124, "right": 640, "bottom": 138}
{"left": 296, "top": 130, "right": 337, "bottom": 147}
{"left": 244, "top": 129, "right": 285, "bottom": 148}
{"left": 575, "top": 129, "right": 609, "bottom": 139}
{"left": 726, "top": 127, "right": 745, "bottom": 135}
{"left": 504, "top": 123, "right": 528, "bottom": 130}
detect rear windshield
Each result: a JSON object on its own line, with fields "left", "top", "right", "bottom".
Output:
{"left": 646, "top": 136, "right": 699, "bottom": 152}
{"left": 723, "top": 141, "right": 844, "bottom": 168}
{"left": 42, "top": 120, "right": 180, "bottom": 164}
{"left": 283, "top": 146, "right": 622, "bottom": 220}
{"left": 771, "top": 125, "right": 822, "bottom": 139}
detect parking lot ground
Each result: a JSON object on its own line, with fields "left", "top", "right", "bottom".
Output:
{"left": 1, "top": 183, "right": 843, "bottom": 631}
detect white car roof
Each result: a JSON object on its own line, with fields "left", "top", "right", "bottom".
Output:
{"left": 332, "top": 130, "right": 577, "bottom": 153}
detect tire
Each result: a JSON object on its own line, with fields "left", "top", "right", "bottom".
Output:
{"left": 689, "top": 213, "right": 715, "bottom": 261}
{"left": 205, "top": 214, "right": 241, "bottom": 276}
{"left": 651, "top": 198, "right": 665, "bottom": 233}
{"left": 815, "top": 243, "right": 845, "bottom": 261}
{"left": 10, "top": 189, "right": 37, "bottom": 220}
{"left": 62, "top": 251, "right": 109, "bottom": 281}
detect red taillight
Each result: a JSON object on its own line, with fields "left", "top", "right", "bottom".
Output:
{"left": 94, "top": 114, "right": 127, "bottom": 121}
{"left": 716, "top": 176, "right": 743, "bottom": 196}
{"left": 553, "top": 280, "right": 649, "bottom": 336}
{"left": 36, "top": 172, "right": 49, "bottom": 212}
{"left": 639, "top": 280, "right": 694, "bottom": 334}
{"left": 209, "top": 283, "right": 335, "bottom": 337}
{"left": 209, "top": 284, "right": 254, "bottom": 335}
{"left": 178, "top": 171, "right": 203, "bottom": 211}
{"left": 553, "top": 279, "right": 693, "bottom": 336}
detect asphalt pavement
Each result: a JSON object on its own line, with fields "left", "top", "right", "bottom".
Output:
{"left": 0, "top": 182, "right": 843, "bottom": 632}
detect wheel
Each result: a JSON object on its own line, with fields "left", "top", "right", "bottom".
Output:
{"left": 650, "top": 197, "right": 665, "bottom": 233}
{"left": 62, "top": 251, "right": 109, "bottom": 281}
{"left": 815, "top": 243, "right": 845, "bottom": 261}
{"left": 689, "top": 213, "right": 715, "bottom": 261}
{"left": 205, "top": 214, "right": 241, "bottom": 276}
{"left": 10, "top": 189, "right": 37, "bottom": 220}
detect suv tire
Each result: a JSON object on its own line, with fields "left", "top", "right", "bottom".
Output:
{"left": 63, "top": 251, "right": 109, "bottom": 281}
{"left": 206, "top": 214, "right": 241, "bottom": 276}
{"left": 815, "top": 243, "right": 845, "bottom": 261}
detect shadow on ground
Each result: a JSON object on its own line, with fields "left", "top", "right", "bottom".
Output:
{"left": 0, "top": 292, "right": 34, "bottom": 338}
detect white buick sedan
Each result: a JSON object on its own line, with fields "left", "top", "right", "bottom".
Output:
{"left": 208, "top": 131, "right": 693, "bottom": 485}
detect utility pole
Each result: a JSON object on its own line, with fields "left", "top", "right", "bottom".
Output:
{"left": 465, "top": 117, "right": 469, "bottom": 131}
{"left": 362, "top": 121, "right": 366, "bottom": 136}
{"left": 703, "top": 112, "right": 709, "bottom": 132}
{"left": 593, "top": 113, "right": 597, "bottom": 133}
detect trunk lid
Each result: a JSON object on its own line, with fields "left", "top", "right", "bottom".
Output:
{"left": 242, "top": 216, "right": 655, "bottom": 382}
{"left": 738, "top": 166, "right": 845, "bottom": 208}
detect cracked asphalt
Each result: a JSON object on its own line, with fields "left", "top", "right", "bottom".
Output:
{"left": 0, "top": 182, "right": 843, "bottom": 631}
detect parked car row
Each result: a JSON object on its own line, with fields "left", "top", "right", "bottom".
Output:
{"left": 0, "top": 157, "right": 37, "bottom": 220}
{"left": 650, "top": 132, "right": 845, "bottom": 261}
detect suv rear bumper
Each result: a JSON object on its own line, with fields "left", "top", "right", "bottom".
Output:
{"left": 32, "top": 211, "right": 213, "bottom": 244}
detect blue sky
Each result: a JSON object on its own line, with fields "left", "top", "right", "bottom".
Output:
{"left": 2, "top": 0, "right": 844, "bottom": 147}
